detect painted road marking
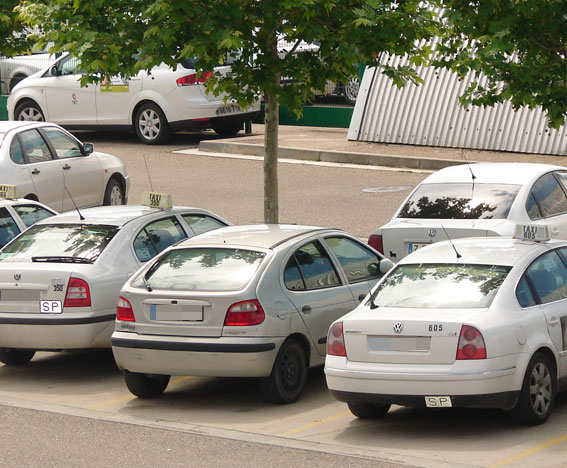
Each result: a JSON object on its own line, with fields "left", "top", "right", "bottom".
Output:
{"left": 277, "top": 410, "right": 351, "bottom": 437}
{"left": 489, "top": 434, "right": 567, "bottom": 467}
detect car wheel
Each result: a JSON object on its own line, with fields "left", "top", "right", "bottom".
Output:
{"left": 261, "top": 339, "right": 307, "bottom": 404}
{"left": 343, "top": 75, "right": 359, "bottom": 106}
{"left": 0, "top": 348, "right": 36, "bottom": 366}
{"left": 347, "top": 402, "right": 391, "bottom": 419}
{"left": 211, "top": 119, "right": 244, "bottom": 137}
{"left": 124, "top": 370, "right": 170, "bottom": 398}
{"left": 134, "top": 103, "right": 171, "bottom": 145}
{"left": 508, "top": 352, "right": 556, "bottom": 425}
{"left": 14, "top": 101, "right": 44, "bottom": 121}
{"left": 103, "top": 179, "right": 124, "bottom": 205}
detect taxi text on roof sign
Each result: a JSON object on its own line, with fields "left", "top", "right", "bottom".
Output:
{"left": 0, "top": 185, "right": 17, "bottom": 199}
{"left": 142, "top": 192, "right": 172, "bottom": 210}
{"left": 513, "top": 224, "right": 551, "bottom": 242}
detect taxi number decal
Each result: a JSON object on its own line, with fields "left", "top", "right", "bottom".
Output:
{"left": 53, "top": 284, "right": 64, "bottom": 292}
{"left": 40, "top": 300, "right": 62, "bottom": 314}
{"left": 428, "top": 324, "right": 443, "bottom": 332}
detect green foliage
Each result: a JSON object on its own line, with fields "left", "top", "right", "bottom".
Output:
{"left": 0, "top": 0, "right": 35, "bottom": 56}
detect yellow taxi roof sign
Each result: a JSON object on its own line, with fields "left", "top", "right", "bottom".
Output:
{"left": 0, "top": 185, "right": 17, "bottom": 199}
{"left": 141, "top": 192, "right": 172, "bottom": 209}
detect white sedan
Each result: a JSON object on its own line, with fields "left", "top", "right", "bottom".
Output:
{"left": 8, "top": 54, "right": 261, "bottom": 144}
{"left": 369, "top": 163, "right": 567, "bottom": 261}
{"left": 0, "top": 121, "right": 129, "bottom": 211}
{"left": 0, "top": 195, "right": 230, "bottom": 366}
{"left": 325, "top": 225, "right": 567, "bottom": 425}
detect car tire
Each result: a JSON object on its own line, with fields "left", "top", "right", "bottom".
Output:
{"left": 343, "top": 75, "right": 359, "bottom": 106}
{"left": 133, "top": 103, "right": 171, "bottom": 145}
{"left": 508, "top": 352, "right": 556, "bottom": 425}
{"left": 211, "top": 118, "right": 244, "bottom": 137}
{"left": 103, "top": 178, "right": 125, "bottom": 206}
{"left": 347, "top": 402, "right": 391, "bottom": 419}
{"left": 260, "top": 339, "right": 307, "bottom": 404}
{"left": 14, "top": 101, "right": 44, "bottom": 121}
{"left": 124, "top": 370, "right": 170, "bottom": 398}
{"left": 0, "top": 348, "right": 36, "bottom": 366}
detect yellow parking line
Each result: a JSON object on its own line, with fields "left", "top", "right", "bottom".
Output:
{"left": 277, "top": 410, "right": 351, "bottom": 437}
{"left": 488, "top": 434, "right": 567, "bottom": 467}
{"left": 88, "top": 376, "right": 193, "bottom": 410}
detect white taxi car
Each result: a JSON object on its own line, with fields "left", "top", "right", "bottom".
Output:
{"left": 0, "top": 194, "right": 230, "bottom": 366}
{"left": 0, "top": 121, "right": 129, "bottom": 211}
{"left": 369, "top": 163, "right": 567, "bottom": 261}
{"left": 325, "top": 225, "right": 567, "bottom": 425}
{"left": 8, "top": 54, "right": 261, "bottom": 145}
{"left": 112, "top": 224, "right": 394, "bottom": 403}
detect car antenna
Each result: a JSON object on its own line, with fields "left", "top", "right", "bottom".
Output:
{"left": 65, "top": 186, "right": 85, "bottom": 220}
{"left": 143, "top": 154, "right": 154, "bottom": 192}
{"left": 441, "top": 224, "right": 461, "bottom": 259}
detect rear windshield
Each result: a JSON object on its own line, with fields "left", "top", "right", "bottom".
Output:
{"left": 398, "top": 183, "right": 521, "bottom": 219}
{"left": 139, "top": 248, "right": 266, "bottom": 291}
{"left": 0, "top": 224, "right": 118, "bottom": 263}
{"left": 371, "top": 263, "right": 511, "bottom": 308}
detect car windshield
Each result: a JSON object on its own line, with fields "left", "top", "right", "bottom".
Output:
{"left": 398, "top": 183, "right": 521, "bottom": 219}
{"left": 0, "top": 224, "right": 118, "bottom": 263}
{"left": 370, "top": 263, "right": 511, "bottom": 308}
{"left": 138, "top": 248, "right": 266, "bottom": 291}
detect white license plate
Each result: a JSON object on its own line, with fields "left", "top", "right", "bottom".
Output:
{"left": 149, "top": 304, "right": 203, "bottom": 321}
{"left": 215, "top": 103, "right": 241, "bottom": 116}
{"left": 425, "top": 396, "right": 452, "bottom": 408}
{"left": 408, "top": 243, "right": 427, "bottom": 254}
{"left": 40, "top": 300, "right": 62, "bottom": 314}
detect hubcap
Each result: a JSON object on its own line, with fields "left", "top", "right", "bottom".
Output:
{"left": 19, "top": 108, "right": 44, "bottom": 121}
{"left": 529, "top": 362, "right": 552, "bottom": 416}
{"left": 139, "top": 109, "right": 161, "bottom": 140}
{"left": 109, "top": 185, "right": 122, "bottom": 205}
{"left": 280, "top": 351, "right": 300, "bottom": 390}
{"left": 345, "top": 76, "right": 359, "bottom": 102}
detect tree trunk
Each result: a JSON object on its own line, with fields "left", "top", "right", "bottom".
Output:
{"left": 263, "top": 92, "right": 279, "bottom": 223}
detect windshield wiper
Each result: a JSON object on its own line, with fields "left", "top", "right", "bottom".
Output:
{"left": 141, "top": 273, "right": 153, "bottom": 292}
{"left": 32, "top": 256, "right": 92, "bottom": 264}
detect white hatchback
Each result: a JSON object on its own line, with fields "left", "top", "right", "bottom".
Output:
{"left": 8, "top": 54, "right": 261, "bottom": 144}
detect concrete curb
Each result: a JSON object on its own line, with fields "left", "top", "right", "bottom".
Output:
{"left": 199, "top": 140, "right": 465, "bottom": 171}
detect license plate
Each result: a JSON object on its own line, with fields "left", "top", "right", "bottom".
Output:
{"left": 40, "top": 300, "right": 62, "bottom": 314}
{"left": 149, "top": 304, "right": 203, "bottom": 321}
{"left": 408, "top": 243, "right": 427, "bottom": 254}
{"left": 215, "top": 103, "right": 241, "bottom": 116}
{"left": 425, "top": 396, "right": 452, "bottom": 408}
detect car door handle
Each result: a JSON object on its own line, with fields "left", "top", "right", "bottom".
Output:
{"left": 63, "top": 164, "right": 71, "bottom": 170}
{"left": 547, "top": 317, "right": 560, "bottom": 326}
{"left": 31, "top": 169, "right": 40, "bottom": 175}
{"left": 358, "top": 293, "right": 367, "bottom": 301}
{"left": 301, "top": 305, "right": 312, "bottom": 314}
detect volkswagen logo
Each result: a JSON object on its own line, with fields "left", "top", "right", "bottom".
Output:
{"left": 428, "top": 229, "right": 437, "bottom": 238}
{"left": 393, "top": 322, "right": 404, "bottom": 334}
{"left": 14, "top": 272, "right": 21, "bottom": 281}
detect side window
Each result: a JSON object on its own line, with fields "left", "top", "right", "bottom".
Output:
{"left": 42, "top": 128, "right": 83, "bottom": 159}
{"left": 12, "top": 205, "right": 55, "bottom": 227}
{"left": 284, "top": 256, "right": 305, "bottom": 291}
{"left": 525, "top": 193, "right": 542, "bottom": 220}
{"left": 59, "top": 55, "right": 84, "bottom": 75}
{"left": 524, "top": 250, "right": 567, "bottom": 305}
{"left": 324, "top": 236, "right": 382, "bottom": 283}
{"left": 133, "top": 217, "right": 187, "bottom": 262}
{"left": 0, "top": 207, "right": 20, "bottom": 247}
{"left": 18, "top": 129, "right": 53, "bottom": 163}
{"left": 528, "top": 173, "right": 567, "bottom": 218}
{"left": 515, "top": 276, "right": 537, "bottom": 308}
{"left": 292, "top": 241, "right": 341, "bottom": 290}
{"left": 9, "top": 137, "right": 25, "bottom": 164}
{"left": 182, "top": 214, "right": 227, "bottom": 235}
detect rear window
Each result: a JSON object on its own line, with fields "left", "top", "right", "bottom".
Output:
{"left": 398, "top": 183, "right": 521, "bottom": 219}
{"left": 0, "top": 224, "right": 118, "bottom": 263}
{"left": 138, "top": 248, "right": 265, "bottom": 291}
{"left": 371, "top": 263, "right": 511, "bottom": 308}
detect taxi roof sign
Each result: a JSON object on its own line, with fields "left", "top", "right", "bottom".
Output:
{"left": 514, "top": 224, "right": 551, "bottom": 242}
{"left": 0, "top": 184, "right": 17, "bottom": 199}
{"left": 141, "top": 192, "right": 172, "bottom": 209}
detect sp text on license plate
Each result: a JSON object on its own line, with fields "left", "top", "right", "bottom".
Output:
{"left": 425, "top": 396, "right": 452, "bottom": 408}
{"left": 40, "top": 300, "right": 62, "bottom": 314}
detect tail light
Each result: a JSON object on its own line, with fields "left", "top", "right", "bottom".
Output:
{"left": 176, "top": 71, "right": 213, "bottom": 86}
{"left": 368, "top": 234, "right": 384, "bottom": 254}
{"left": 117, "top": 296, "right": 135, "bottom": 322}
{"left": 225, "top": 300, "right": 265, "bottom": 326}
{"left": 64, "top": 277, "right": 91, "bottom": 307}
{"left": 456, "top": 325, "right": 486, "bottom": 359}
{"left": 327, "top": 322, "right": 346, "bottom": 356}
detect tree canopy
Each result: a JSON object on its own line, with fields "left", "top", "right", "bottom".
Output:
{"left": 0, "top": 0, "right": 33, "bottom": 55}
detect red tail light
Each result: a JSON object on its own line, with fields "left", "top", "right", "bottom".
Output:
{"left": 225, "top": 300, "right": 265, "bottom": 326}
{"left": 64, "top": 277, "right": 91, "bottom": 307}
{"left": 176, "top": 71, "right": 213, "bottom": 86}
{"left": 116, "top": 296, "right": 135, "bottom": 322}
{"left": 368, "top": 234, "right": 384, "bottom": 254}
{"left": 456, "top": 325, "right": 486, "bottom": 359}
{"left": 327, "top": 322, "right": 346, "bottom": 356}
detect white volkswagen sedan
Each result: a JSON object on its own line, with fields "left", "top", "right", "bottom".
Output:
{"left": 112, "top": 224, "right": 394, "bottom": 404}
{"left": 0, "top": 121, "right": 129, "bottom": 211}
{"left": 0, "top": 194, "right": 229, "bottom": 366}
{"left": 369, "top": 163, "right": 567, "bottom": 261}
{"left": 8, "top": 54, "right": 260, "bottom": 145}
{"left": 325, "top": 225, "right": 567, "bottom": 425}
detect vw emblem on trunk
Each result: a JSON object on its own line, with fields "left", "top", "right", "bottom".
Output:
{"left": 14, "top": 272, "right": 21, "bottom": 281}
{"left": 428, "top": 229, "right": 437, "bottom": 238}
{"left": 393, "top": 322, "right": 404, "bottom": 334}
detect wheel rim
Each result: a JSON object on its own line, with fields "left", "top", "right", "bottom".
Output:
{"left": 19, "top": 107, "right": 43, "bottom": 121}
{"left": 529, "top": 362, "right": 552, "bottom": 416}
{"left": 278, "top": 349, "right": 301, "bottom": 392}
{"left": 345, "top": 76, "right": 359, "bottom": 102}
{"left": 108, "top": 185, "right": 122, "bottom": 205}
{"left": 138, "top": 109, "right": 161, "bottom": 140}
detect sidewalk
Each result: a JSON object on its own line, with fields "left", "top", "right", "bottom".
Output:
{"left": 199, "top": 123, "right": 567, "bottom": 170}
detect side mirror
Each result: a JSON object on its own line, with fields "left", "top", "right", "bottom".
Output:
{"left": 50, "top": 66, "right": 61, "bottom": 76}
{"left": 82, "top": 143, "right": 94, "bottom": 155}
{"left": 379, "top": 258, "right": 394, "bottom": 274}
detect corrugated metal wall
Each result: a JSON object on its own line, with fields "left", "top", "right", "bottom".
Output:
{"left": 348, "top": 56, "right": 567, "bottom": 155}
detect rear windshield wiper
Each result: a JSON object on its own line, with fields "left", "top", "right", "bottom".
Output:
{"left": 32, "top": 256, "right": 92, "bottom": 264}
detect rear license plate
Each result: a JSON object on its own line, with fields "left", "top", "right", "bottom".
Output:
{"left": 408, "top": 243, "right": 427, "bottom": 254}
{"left": 215, "top": 103, "right": 241, "bottom": 116}
{"left": 40, "top": 300, "right": 62, "bottom": 314}
{"left": 150, "top": 304, "right": 203, "bottom": 321}
{"left": 425, "top": 396, "right": 452, "bottom": 408}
